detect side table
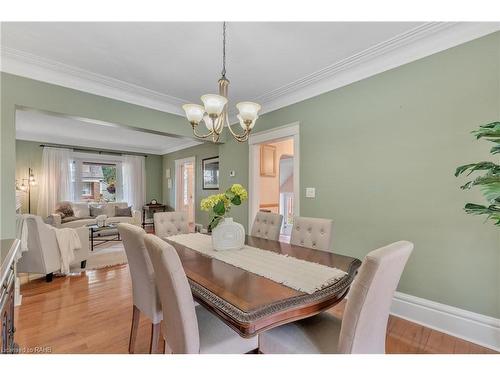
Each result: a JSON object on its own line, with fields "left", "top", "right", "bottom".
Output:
{"left": 142, "top": 204, "right": 167, "bottom": 229}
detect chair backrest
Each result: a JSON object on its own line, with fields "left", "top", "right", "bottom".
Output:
{"left": 154, "top": 212, "right": 190, "bottom": 238}
{"left": 117, "top": 223, "right": 161, "bottom": 324}
{"left": 290, "top": 216, "right": 333, "bottom": 251}
{"left": 144, "top": 234, "right": 199, "bottom": 354}
{"left": 338, "top": 241, "right": 414, "bottom": 354}
{"left": 251, "top": 212, "right": 283, "bottom": 241}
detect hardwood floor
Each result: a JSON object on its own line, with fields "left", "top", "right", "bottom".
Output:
{"left": 15, "top": 265, "right": 497, "bottom": 354}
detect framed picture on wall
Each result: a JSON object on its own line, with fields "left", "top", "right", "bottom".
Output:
{"left": 260, "top": 144, "right": 276, "bottom": 177}
{"left": 202, "top": 156, "right": 220, "bottom": 190}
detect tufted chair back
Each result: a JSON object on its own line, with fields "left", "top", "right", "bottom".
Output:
{"left": 154, "top": 212, "right": 190, "bottom": 239}
{"left": 338, "top": 241, "right": 413, "bottom": 353}
{"left": 290, "top": 216, "right": 333, "bottom": 251}
{"left": 251, "top": 212, "right": 283, "bottom": 241}
{"left": 144, "top": 234, "right": 200, "bottom": 354}
{"left": 117, "top": 223, "right": 162, "bottom": 324}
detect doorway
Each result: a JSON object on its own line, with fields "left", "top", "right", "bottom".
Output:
{"left": 175, "top": 157, "right": 195, "bottom": 226}
{"left": 248, "top": 123, "right": 300, "bottom": 242}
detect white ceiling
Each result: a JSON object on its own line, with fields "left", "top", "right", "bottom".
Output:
{"left": 3, "top": 22, "right": 499, "bottom": 118}
{"left": 16, "top": 109, "right": 201, "bottom": 155}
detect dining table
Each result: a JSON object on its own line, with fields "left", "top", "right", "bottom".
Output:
{"left": 165, "top": 234, "right": 362, "bottom": 338}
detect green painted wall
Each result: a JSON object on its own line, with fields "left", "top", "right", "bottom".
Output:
{"left": 1, "top": 72, "right": 191, "bottom": 238}
{"left": 14, "top": 140, "right": 163, "bottom": 213}
{"left": 162, "top": 142, "right": 220, "bottom": 226}
{"left": 145, "top": 154, "right": 163, "bottom": 203}
{"left": 2, "top": 32, "right": 499, "bottom": 318}
{"left": 218, "top": 32, "right": 500, "bottom": 317}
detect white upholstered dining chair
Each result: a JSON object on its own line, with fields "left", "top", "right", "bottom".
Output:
{"left": 258, "top": 240, "right": 414, "bottom": 354}
{"left": 154, "top": 212, "right": 190, "bottom": 238}
{"left": 117, "top": 223, "right": 162, "bottom": 354}
{"left": 290, "top": 216, "right": 333, "bottom": 251}
{"left": 251, "top": 212, "right": 283, "bottom": 241}
{"left": 143, "top": 234, "right": 259, "bottom": 354}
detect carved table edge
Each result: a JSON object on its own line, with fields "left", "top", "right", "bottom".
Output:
{"left": 188, "top": 258, "right": 362, "bottom": 324}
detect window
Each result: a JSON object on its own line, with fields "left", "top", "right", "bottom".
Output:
{"left": 79, "top": 162, "right": 117, "bottom": 202}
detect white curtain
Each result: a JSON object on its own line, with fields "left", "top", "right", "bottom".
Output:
{"left": 36, "top": 147, "right": 74, "bottom": 218}
{"left": 122, "top": 155, "right": 146, "bottom": 210}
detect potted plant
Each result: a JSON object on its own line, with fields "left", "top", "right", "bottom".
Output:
{"left": 455, "top": 121, "right": 500, "bottom": 225}
{"left": 201, "top": 184, "right": 248, "bottom": 250}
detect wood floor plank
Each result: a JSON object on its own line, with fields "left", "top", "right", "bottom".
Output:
{"left": 14, "top": 264, "right": 497, "bottom": 354}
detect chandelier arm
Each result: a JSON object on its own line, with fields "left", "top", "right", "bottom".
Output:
{"left": 225, "top": 114, "right": 251, "bottom": 142}
{"left": 192, "top": 124, "right": 215, "bottom": 139}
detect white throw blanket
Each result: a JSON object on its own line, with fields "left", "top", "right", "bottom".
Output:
{"left": 48, "top": 226, "right": 82, "bottom": 274}
{"left": 167, "top": 233, "right": 347, "bottom": 294}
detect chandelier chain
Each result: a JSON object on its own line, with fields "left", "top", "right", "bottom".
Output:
{"left": 221, "top": 21, "right": 226, "bottom": 77}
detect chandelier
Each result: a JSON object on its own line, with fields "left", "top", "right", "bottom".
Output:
{"left": 182, "top": 22, "right": 261, "bottom": 143}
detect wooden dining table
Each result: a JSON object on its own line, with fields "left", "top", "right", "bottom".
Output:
{"left": 165, "top": 235, "right": 361, "bottom": 338}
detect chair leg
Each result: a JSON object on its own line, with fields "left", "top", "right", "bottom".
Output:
{"left": 128, "top": 305, "right": 140, "bottom": 354}
{"left": 45, "top": 273, "right": 53, "bottom": 282}
{"left": 150, "top": 322, "right": 161, "bottom": 354}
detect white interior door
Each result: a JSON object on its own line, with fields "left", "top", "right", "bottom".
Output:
{"left": 175, "top": 157, "right": 195, "bottom": 225}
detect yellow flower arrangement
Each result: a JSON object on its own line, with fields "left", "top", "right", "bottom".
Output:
{"left": 201, "top": 184, "right": 248, "bottom": 230}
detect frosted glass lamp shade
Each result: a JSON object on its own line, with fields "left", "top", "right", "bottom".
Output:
{"left": 238, "top": 114, "right": 258, "bottom": 129}
{"left": 182, "top": 104, "right": 205, "bottom": 124}
{"left": 201, "top": 94, "right": 227, "bottom": 116}
{"left": 236, "top": 102, "right": 261, "bottom": 122}
{"left": 203, "top": 115, "right": 214, "bottom": 131}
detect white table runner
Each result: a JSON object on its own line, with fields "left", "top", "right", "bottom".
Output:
{"left": 167, "top": 233, "right": 346, "bottom": 294}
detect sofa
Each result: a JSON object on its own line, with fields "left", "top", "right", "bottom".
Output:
{"left": 17, "top": 215, "right": 90, "bottom": 281}
{"left": 51, "top": 202, "right": 141, "bottom": 229}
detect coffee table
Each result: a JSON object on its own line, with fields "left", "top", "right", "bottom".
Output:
{"left": 87, "top": 224, "right": 121, "bottom": 251}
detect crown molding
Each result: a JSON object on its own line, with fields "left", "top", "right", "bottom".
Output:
{"left": 256, "top": 22, "right": 500, "bottom": 115}
{"left": 1, "top": 46, "right": 188, "bottom": 116}
{"left": 2, "top": 22, "right": 499, "bottom": 119}
{"left": 160, "top": 139, "right": 203, "bottom": 155}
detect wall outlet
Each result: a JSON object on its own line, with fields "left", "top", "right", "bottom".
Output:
{"left": 305, "top": 187, "right": 316, "bottom": 198}
{"left": 229, "top": 170, "right": 236, "bottom": 177}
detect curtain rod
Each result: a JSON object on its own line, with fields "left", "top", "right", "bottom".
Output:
{"left": 39, "top": 144, "right": 148, "bottom": 158}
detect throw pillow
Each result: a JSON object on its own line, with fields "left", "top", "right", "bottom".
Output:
{"left": 115, "top": 206, "right": 132, "bottom": 217}
{"left": 55, "top": 201, "right": 74, "bottom": 218}
{"left": 89, "top": 205, "right": 105, "bottom": 218}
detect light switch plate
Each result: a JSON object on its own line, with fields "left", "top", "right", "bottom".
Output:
{"left": 165, "top": 168, "right": 171, "bottom": 178}
{"left": 229, "top": 170, "right": 236, "bottom": 177}
{"left": 167, "top": 178, "right": 172, "bottom": 189}
{"left": 305, "top": 187, "right": 316, "bottom": 198}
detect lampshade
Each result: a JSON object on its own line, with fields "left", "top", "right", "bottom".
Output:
{"left": 182, "top": 104, "right": 205, "bottom": 124}
{"left": 203, "top": 115, "right": 214, "bottom": 131}
{"left": 236, "top": 102, "right": 261, "bottom": 122}
{"left": 201, "top": 94, "right": 227, "bottom": 116}
{"left": 237, "top": 114, "right": 258, "bottom": 130}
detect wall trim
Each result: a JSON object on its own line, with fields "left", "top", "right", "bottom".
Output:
{"left": 391, "top": 292, "right": 500, "bottom": 351}
{"left": 2, "top": 23, "right": 499, "bottom": 118}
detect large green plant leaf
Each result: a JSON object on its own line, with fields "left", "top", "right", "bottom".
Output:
{"left": 464, "top": 203, "right": 500, "bottom": 225}
{"left": 472, "top": 121, "right": 500, "bottom": 140}
{"left": 455, "top": 161, "right": 500, "bottom": 177}
{"left": 480, "top": 182, "right": 500, "bottom": 203}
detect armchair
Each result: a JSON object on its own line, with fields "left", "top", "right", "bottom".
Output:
{"left": 16, "top": 215, "right": 90, "bottom": 282}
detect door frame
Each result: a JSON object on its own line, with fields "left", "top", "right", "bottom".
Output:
{"left": 248, "top": 122, "right": 300, "bottom": 228}
{"left": 174, "top": 156, "right": 196, "bottom": 221}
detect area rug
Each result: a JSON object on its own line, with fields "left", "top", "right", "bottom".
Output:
{"left": 71, "top": 242, "right": 128, "bottom": 272}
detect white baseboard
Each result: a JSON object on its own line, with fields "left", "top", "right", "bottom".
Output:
{"left": 390, "top": 292, "right": 500, "bottom": 351}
